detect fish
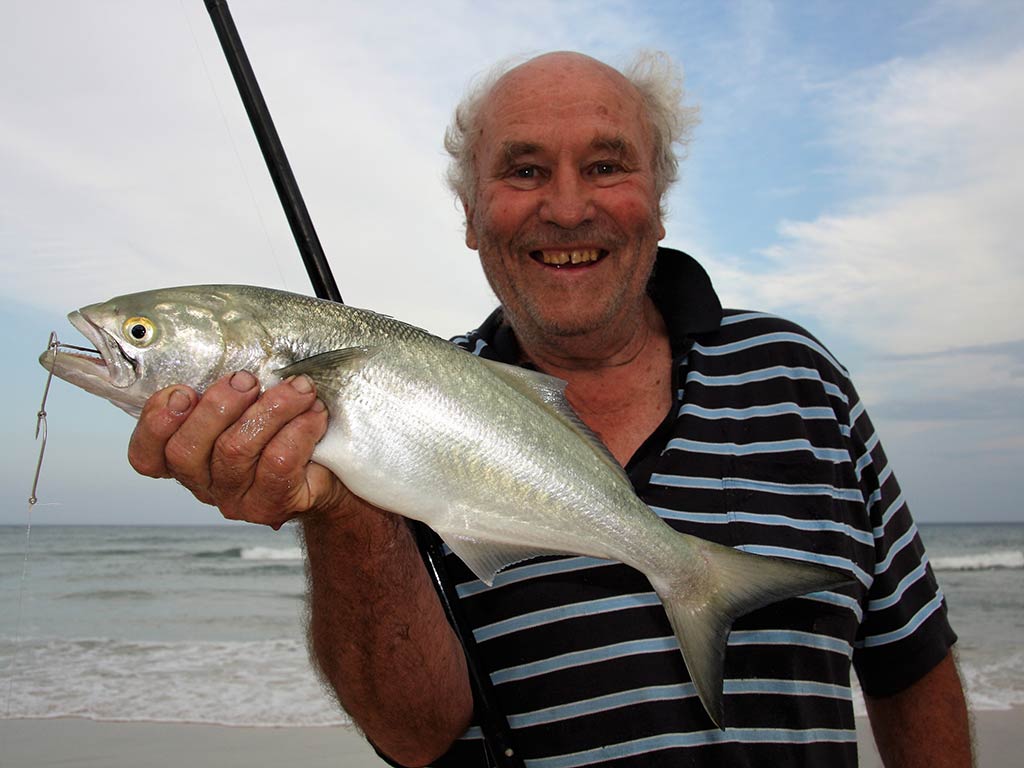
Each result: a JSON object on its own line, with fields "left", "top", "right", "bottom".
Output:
{"left": 40, "top": 284, "right": 852, "bottom": 727}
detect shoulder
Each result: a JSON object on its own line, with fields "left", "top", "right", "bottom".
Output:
{"left": 684, "top": 310, "right": 860, "bottom": 430}
{"left": 692, "top": 309, "right": 851, "bottom": 382}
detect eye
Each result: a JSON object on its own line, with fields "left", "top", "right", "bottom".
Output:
{"left": 123, "top": 317, "right": 156, "bottom": 346}
{"left": 591, "top": 161, "right": 621, "bottom": 175}
{"left": 503, "top": 164, "right": 546, "bottom": 190}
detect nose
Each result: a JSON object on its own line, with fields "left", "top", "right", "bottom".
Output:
{"left": 538, "top": 164, "right": 595, "bottom": 229}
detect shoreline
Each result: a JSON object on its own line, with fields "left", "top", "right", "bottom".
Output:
{"left": 1, "top": 708, "right": 1019, "bottom": 766}
{"left": 0, "top": 717, "right": 389, "bottom": 767}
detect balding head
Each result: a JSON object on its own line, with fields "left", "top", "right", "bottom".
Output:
{"left": 486, "top": 51, "right": 639, "bottom": 109}
{"left": 444, "top": 50, "right": 698, "bottom": 214}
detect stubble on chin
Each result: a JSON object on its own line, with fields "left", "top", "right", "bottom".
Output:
{"left": 476, "top": 222, "right": 661, "bottom": 353}
{"left": 501, "top": 260, "right": 658, "bottom": 362}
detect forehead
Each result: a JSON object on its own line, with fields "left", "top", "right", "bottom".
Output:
{"left": 478, "top": 58, "right": 650, "bottom": 154}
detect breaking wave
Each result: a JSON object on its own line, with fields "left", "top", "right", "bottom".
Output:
{"left": 1, "top": 636, "right": 346, "bottom": 727}
{"left": 241, "top": 546, "right": 303, "bottom": 561}
{"left": 193, "top": 546, "right": 303, "bottom": 561}
{"left": 930, "top": 551, "right": 1024, "bottom": 572}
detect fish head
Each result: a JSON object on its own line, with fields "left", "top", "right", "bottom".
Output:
{"left": 39, "top": 286, "right": 271, "bottom": 418}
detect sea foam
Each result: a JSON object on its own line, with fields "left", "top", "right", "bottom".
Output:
{"left": 931, "top": 551, "right": 1024, "bottom": 572}
{"left": 240, "top": 546, "right": 304, "bottom": 561}
{"left": 1, "top": 636, "right": 347, "bottom": 727}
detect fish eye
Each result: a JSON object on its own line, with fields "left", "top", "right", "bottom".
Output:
{"left": 123, "top": 317, "right": 156, "bottom": 346}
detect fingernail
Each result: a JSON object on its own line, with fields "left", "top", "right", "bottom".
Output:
{"left": 231, "top": 371, "right": 257, "bottom": 392}
{"left": 168, "top": 389, "right": 192, "bottom": 415}
{"left": 290, "top": 374, "right": 313, "bottom": 394}
{"left": 312, "top": 398, "right": 326, "bottom": 413}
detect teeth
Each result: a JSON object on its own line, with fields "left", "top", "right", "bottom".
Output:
{"left": 541, "top": 249, "right": 600, "bottom": 266}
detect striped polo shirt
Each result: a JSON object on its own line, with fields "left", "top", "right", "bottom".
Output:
{"left": 431, "top": 248, "right": 955, "bottom": 767}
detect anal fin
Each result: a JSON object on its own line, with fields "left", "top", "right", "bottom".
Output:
{"left": 441, "top": 534, "right": 565, "bottom": 586}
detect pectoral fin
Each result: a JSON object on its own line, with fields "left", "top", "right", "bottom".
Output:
{"left": 276, "top": 347, "right": 378, "bottom": 400}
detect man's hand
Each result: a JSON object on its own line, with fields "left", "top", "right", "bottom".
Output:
{"left": 127, "top": 371, "right": 346, "bottom": 528}
{"left": 126, "top": 371, "right": 473, "bottom": 765}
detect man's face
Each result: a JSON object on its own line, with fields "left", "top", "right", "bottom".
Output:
{"left": 464, "top": 54, "right": 666, "bottom": 348}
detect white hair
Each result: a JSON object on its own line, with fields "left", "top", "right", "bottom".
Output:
{"left": 443, "top": 51, "right": 700, "bottom": 214}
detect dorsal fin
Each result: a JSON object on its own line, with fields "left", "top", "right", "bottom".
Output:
{"left": 480, "top": 358, "right": 632, "bottom": 489}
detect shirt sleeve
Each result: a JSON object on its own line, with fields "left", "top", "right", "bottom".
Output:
{"left": 845, "top": 385, "right": 957, "bottom": 697}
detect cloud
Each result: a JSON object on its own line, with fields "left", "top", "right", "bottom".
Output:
{"left": 885, "top": 337, "right": 1024, "bottom": 372}
{"left": 875, "top": 340, "right": 1024, "bottom": 421}
{"left": 872, "top": 385, "right": 1024, "bottom": 422}
{"left": 3, "top": 1, "right": 1021, "bottom": 525}
{"left": 713, "top": 47, "right": 1024, "bottom": 357}
{"left": 0, "top": 0, "right": 669, "bottom": 338}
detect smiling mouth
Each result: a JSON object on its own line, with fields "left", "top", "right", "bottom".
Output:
{"left": 530, "top": 248, "right": 607, "bottom": 268}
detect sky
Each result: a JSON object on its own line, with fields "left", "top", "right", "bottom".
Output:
{"left": 1, "top": 0, "right": 1022, "bottom": 526}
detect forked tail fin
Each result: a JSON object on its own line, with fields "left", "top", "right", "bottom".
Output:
{"left": 651, "top": 537, "right": 853, "bottom": 729}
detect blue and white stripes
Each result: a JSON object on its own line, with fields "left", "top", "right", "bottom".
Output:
{"left": 434, "top": 303, "right": 952, "bottom": 768}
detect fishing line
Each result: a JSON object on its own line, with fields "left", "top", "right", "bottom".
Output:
{"left": 5, "top": 333, "right": 63, "bottom": 716}
{"left": 177, "top": 0, "right": 290, "bottom": 291}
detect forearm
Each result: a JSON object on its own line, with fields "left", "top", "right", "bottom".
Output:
{"left": 865, "top": 649, "right": 973, "bottom": 767}
{"left": 301, "top": 498, "right": 473, "bottom": 767}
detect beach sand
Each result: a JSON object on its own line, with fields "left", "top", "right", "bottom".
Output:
{"left": 0, "top": 719, "right": 388, "bottom": 768}
{"left": 1, "top": 709, "right": 1018, "bottom": 766}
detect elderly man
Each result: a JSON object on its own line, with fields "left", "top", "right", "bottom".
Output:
{"left": 128, "top": 52, "right": 972, "bottom": 767}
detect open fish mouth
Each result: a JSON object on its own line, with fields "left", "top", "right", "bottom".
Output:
{"left": 39, "top": 311, "right": 139, "bottom": 390}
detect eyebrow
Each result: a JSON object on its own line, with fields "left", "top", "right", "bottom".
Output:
{"left": 499, "top": 141, "right": 542, "bottom": 164}
{"left": 590, "top": 135, "right": 640, "bottom": 163}
{"left": 483, "top": 141, "right": 540, "bottom": 177}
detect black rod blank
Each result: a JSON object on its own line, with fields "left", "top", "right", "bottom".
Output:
{"left": 201, "top": 3, "right": 521, "bottom": 765}
{"left": 203, "top": 0, "right": 341, "bottom": 303}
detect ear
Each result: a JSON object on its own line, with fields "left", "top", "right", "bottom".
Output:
{"left": 463, "top": 200, "right": 479, "bottom": 250}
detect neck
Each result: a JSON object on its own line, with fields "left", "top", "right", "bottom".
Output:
{"left": 515, "top": 298, "right": 673, "bottom": 465}
{"left": 515, "top": 296, "right": 661, "bottom": 369}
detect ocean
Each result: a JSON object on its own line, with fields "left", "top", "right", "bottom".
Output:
{"left": 1, "top": 522, "right": 1022, "bottom": 726}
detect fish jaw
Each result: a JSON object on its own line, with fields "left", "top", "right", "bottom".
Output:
{"left": 38, "top": 308, "right": 146, "bottom": 417}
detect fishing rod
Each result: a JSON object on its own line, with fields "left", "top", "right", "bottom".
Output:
{"left": 201, "top": 3, "right": 522, "bottom": 766}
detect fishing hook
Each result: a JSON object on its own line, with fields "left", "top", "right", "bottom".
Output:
{"left": 28, "top": 332, "right": 60, "bottom": 505}
{"left": 28, "top": 333, "right": 92, "bottom": 505}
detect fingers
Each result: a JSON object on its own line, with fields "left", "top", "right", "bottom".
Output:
{"left": 163, "top": 371, "right": 263, "bottom": 498}
{"left": 128, "top": 385, "right": 199, "bottom": 479}
{"left": 212, "top": 376, "right": 332, "bottom": 525}
{"left": 129, "top": 371, "right": 337, "bottom": 528}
